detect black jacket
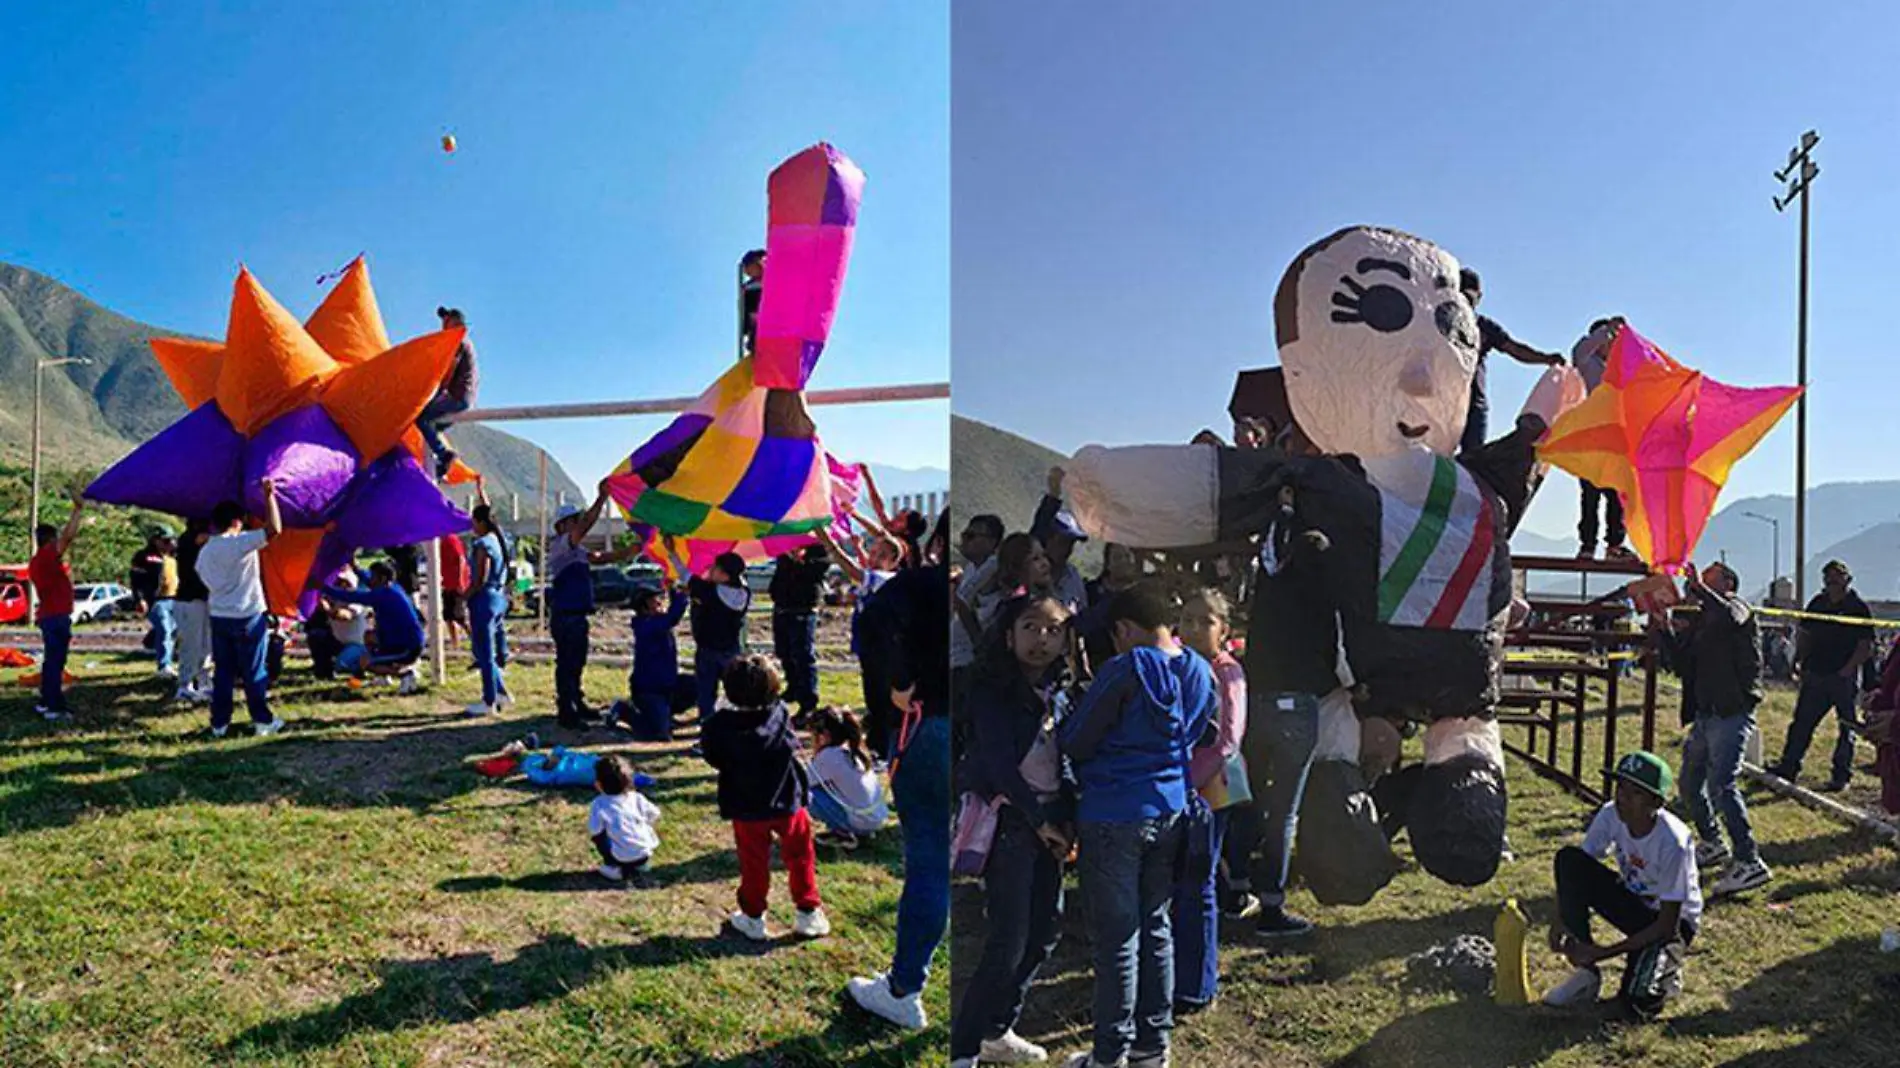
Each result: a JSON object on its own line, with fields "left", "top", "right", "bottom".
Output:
{"left": 1658, "top": 585, "right": 1761, "bottom": 722}
{"left": 701, "top": 701, "right": 809, "bottom": 821}
{"left": 957, "top": 667, "right": 1076, "bottom": 829}
{"left": 867, "top": 563, "right": 950, "bottom": 718}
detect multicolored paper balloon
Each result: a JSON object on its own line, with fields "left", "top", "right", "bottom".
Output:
{"left": 87, "top": 259, "right": 473, "bottom": 616}
{"left": 1537, "top": 323, "right": 1801, "bottom": 573}
{"left": 605, "top": 143, "right": 866, "bottom": 576}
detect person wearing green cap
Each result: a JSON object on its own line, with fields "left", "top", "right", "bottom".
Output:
{"left": 1543, "top": 750, "right": 1703, "bottom": 1019}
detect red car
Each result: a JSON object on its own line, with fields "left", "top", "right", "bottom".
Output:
{"left": 0, "top": 581, "right": 27, "bottom": 625}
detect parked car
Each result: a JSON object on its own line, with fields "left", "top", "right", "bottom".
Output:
{"left": 0, "top": 581, "right": 28, "bottom": 625}
{"left": 72, "top": 583, "right": 134, "bottom": 624}
{"left": 522, "top": 565, "right": 661, "bottom": 614}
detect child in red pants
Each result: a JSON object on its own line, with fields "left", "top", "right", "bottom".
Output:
{"left": 701, "top": 653, "right": 831, "bottom": 940}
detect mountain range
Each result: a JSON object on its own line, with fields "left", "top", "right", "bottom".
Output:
{"left": 955, "top": 413, "right": 1900, "bottom": 601}
{"left": 0, "top": 262, "right": 584, "bottom": 506}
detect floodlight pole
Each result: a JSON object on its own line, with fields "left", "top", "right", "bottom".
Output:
{"left": 1744, "top": 511, "right": 1780, "bottom": 597}
{"left": 1775, "top": 132, "right": 1818, "bottom": 608}
{"left": 27, "top": 357, "right": 91, "bottom": 622}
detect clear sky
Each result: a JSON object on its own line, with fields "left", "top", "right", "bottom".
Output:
{"left": 1, "top": 2, "right": 947, "bottom": 484}
{"left": 953, "top": 0, "right": 1898, "bottom": 541}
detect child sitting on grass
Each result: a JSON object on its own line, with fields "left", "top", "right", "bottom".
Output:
{"left": 589, "top": 754, "right": 661, "bottom": 886}
{"left": 1543, "top": 751, "right": 1702, "bottom": 1020}
{"left": 701, "top": 654, "right": 830, "bottom": 941}
{"left": 804, "top": 705, "right": 889, "bottom": 850}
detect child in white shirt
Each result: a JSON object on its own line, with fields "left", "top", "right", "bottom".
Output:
{"left": 588, "top": 755, "right": 661, "bottom": 886}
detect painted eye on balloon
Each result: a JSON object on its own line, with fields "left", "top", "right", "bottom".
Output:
{"left": 1331, "top": 276, "right": 1414, "bottom": 333}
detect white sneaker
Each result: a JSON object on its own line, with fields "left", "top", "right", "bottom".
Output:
{"left": 1542, "top": 966, "right": 1602, "bottom": 1007}
{"left": 1694, "top": 838, "right": 1731, "bottom": 870}
{"left": 397, "top": 670, "right": 420, "bottom": 695}
{"left": 793, "top": 907, "right": 831, "bottom": 938}
{"left": 846, "top": 972, "right": 927, "bottom": 1030}
{"left": 209, "top": 725, "right": 229, "bottom": 739}
{"left": 1712, "top": 858, "right": 1772, "bottom": 897}
{"left": 253, "top": 718, "right": 286, "bottom": 737}
{"left": 465, "top": 702, "right": 496, "bottom": 718}
{"left": 496, "top": 691, "right": 516, "bottom": 709}
{"left": 156, "top": 667, "right": 178, "bottom": 681}
{"left": 980, "top": 1029, "right": 1050, "bottom": 1063}
{"left": 598, "top": 864, "right": 625, "bottom": 882}
{"left": 728, "top": 911, "right": 771, "bottom": 942}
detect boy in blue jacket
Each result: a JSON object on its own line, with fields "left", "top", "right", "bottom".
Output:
{"left": 623, "top": 583, "right": 690, "bottom": 740}
{"left": 1058, "top": 583, "right": 1216, "bottom": 1068}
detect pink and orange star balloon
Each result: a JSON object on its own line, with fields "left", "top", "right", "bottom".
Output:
{"left": 1537, "top": 323, "right": 1801, "bottom": 574}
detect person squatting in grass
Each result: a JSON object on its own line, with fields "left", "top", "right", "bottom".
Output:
{"left": 1543, "top": 751, "right": 1703, "bottom": 1020}
{"left": 321, "top": 561, "right": 425, "bottom": 694}
{"left": 589, "top": 754, "right": 661, "bottom": 887}
{"left": 803, "top": 705, "right": 890, "bottom": 850}
{"left": 700, "top": 653, "right": 830, "bottom": 941}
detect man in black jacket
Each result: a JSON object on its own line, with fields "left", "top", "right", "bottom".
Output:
{"left": 1660, "top": 562, "right": 1770, "bottom": 898}
{"left": 770, "top": 544, "right": 831, "bottom": 719}
{"left": 1772, "top": 559, "right": 1875, "bottom": 791}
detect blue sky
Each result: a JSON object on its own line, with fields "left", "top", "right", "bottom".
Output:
{"left": 953, "top": 0, "right": 1899, "bottom": 541}
{"left": 1, "top": 2, "right": 947, "bottom": 485}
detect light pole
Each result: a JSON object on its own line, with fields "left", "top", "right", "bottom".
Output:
{"left": 1774, "top": 130, "right": 1818, "bottom": 608}
{"left": 27, "top": 357, "right": 92, "bottom": 620}
{"left": 1743, "top": 511, "right": 1781, "bottom": 600}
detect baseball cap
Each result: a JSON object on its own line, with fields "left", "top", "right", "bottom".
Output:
{"left": 1614, "top": 751, "right": 1673, "bottom": 799}
{"left": 554, "top": 504, "right": 583, "bottom": 525}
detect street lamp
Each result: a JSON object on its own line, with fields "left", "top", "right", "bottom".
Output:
{"left": 1774, "top": 130, "right": 1818, "bottom": 608}
{"left": 1743, "top": 511, "right": 1781, "bottom": 600}
{"left": 27, "top": 357, "right": 92, "bottom": 619}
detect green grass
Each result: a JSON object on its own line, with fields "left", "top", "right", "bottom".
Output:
{"left": 0, "top": 652, "right": 945, "bottom": 1067}
{"left": 952, "top": 682, "right": 1900, "bottom": 1068}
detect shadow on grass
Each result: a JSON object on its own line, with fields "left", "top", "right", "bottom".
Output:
{"left": 1338, "top": 997, "right": 1608, "bottom": 1066}
{"left": 225, "top": 931, "right": 793, "bottom": 1057}
{"left": 1669, "top": 934, "right": 1900, "bottom": 1067}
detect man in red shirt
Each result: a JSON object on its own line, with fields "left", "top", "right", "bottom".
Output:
{"left": 438, "top": 531, "right": 471, "bottom": 646}
{"left": 29, "top": 490, "right": 86, "bottom": 721}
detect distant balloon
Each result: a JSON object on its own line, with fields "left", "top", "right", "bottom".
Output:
{"left": 441, "top": 133, "right": 457, "bottom": 154}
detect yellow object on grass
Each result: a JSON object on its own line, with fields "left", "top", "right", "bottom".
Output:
{"left": 1493, "top": 897, "right": 1537, "bottom": 1006}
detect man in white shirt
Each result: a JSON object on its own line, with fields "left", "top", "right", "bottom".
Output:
{"left": 1544, "top": 750, "right": 1702, "bottom": 1019}
{"left": 195, "top": 480, "right": 286, "bottom": 738}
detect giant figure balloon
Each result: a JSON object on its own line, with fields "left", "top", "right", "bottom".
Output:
{"left": 604, "top": 144, "right": 866, "bottom": 576}
{"left": 1065, "top": 226, "right": 1586, "bottom": 901}
{"left": 86, "top": 260, "right": 472, "bottom": 617}
{"left": 1538, "top": 323, "right": 1800, "bottom": 574}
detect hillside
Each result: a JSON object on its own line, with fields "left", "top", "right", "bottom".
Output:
{"left": 950, "top": 414, "right": 1100, "bottom": 570}
{"left": 0, "top": 263, "right": 581, "bottom": 508}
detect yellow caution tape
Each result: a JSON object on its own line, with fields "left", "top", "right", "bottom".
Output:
{"left": 1753, "top": 604, "right": 1900, "bottom": 629}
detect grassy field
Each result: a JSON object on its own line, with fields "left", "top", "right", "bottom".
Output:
{"left": 952, "top": 680, "right": 1900, "bottom": 1068}
{"left": 0, "top": 648, "right": 946, "bottom": 1067}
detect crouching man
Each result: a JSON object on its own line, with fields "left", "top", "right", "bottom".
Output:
{"left": 1544, "top": 751, "right": 1703, "bottom": 1019}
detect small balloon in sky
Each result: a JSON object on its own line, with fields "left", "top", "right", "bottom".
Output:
{"left": 441, "top": 132, "right": 457, "bottom": 155}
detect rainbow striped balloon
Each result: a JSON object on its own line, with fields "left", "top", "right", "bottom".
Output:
{"left": 604, "top": 144, "right": 866, "bottom": 576}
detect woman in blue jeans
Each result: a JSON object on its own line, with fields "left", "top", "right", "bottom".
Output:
{"left": 847, "top": 550, "right": 953, "bottom": 1033}
{"left": 466, "top": 506, "right": 510, "bottom": 717}
{"left": 949, "top": 594, "right": 1074, "bottom": 1066}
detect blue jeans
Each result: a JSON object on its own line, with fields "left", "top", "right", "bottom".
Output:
{"left": 1231, "top": 692, "right": 1320, "bottom": 909}
{"left": 1079, "top": 813, "right": 1185, "bottom": 1064}
{"left": 1779, "top": 672, "right": 1859, "bottom": 783}
{"left": 209, "top": 614, "right": 272, "bottom": 729}
{"left": 627, "top": 689, "right": 673, "bottom": 741}
{"left": 337, "top": 643, "right": 369, "bottom": 674}
{"left": 417, "top": 394, "right": 469, "bottom": 461}
{"left": 950, "top": 804, "right": 1066, "bottom": 1060}
{"left": 1681, "top": 711, "right": 1759, "bottom": 864}
{"left": 469, "top": 588, "right": 508, "bottom": 707}
{"left": 887, "top": 714, "right": 950, "bottom": 998}
{"left": 695, "top": 647, "right": 739, "bottom": 722}
{"left": 808, "top": 782, "right": 855, "bottom": 835}
{"left": 1172, "top": 807, "right": 1228, "bottom": 1007}
{"left": 772, "top": 611, "right": 819, "bottom": 712}
{"left": 148, "top": 600, "right": 177, "bottom": 672}
{"left": 38, "top": 614, "right": 72, "bottom": 711}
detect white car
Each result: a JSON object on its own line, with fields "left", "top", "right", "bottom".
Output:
{"left": 72, "top": 583, "right": 133, "bottom": 624}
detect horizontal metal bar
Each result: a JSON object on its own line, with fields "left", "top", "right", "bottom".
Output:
{"left": 447, "top": 382, "right": 949, "bottom": 424}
